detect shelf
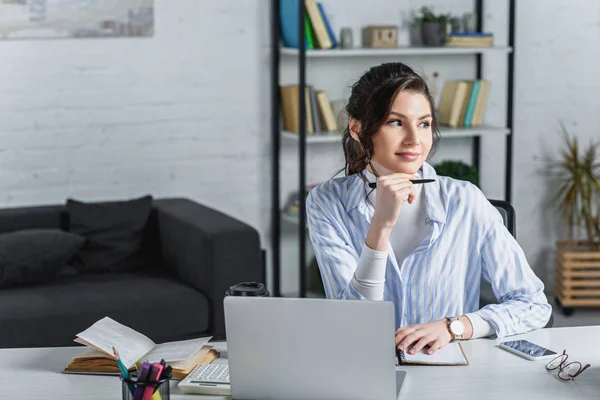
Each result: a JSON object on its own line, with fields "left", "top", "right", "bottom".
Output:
{"left": 440, "top": 125, "right": 511, "bottom": 138}
{"left": 282, "top": 126, "right": 509, "bottom": 142}
{"left": 282, "top": 131, "right": 342, "bottom": 143}
{"left": 281, "top": 46, "right": 513, "bottom": 58}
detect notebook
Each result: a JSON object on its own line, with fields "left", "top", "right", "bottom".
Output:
{"left": 62, "top": 316, "right": 220, "bottom": 379}
{"left": 396, "top": 342, "right": 469, "bottom": 366}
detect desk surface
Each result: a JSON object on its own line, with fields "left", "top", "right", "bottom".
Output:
{"left": 1, "top": 326, "right": 599, "bottom": 400}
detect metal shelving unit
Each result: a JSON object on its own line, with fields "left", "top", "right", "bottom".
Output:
{"left": 271, "top": 0, "right": 516, "bottom": 298}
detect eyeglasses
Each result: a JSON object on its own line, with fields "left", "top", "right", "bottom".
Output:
{"left": 546, "top": 350, "right": 591, "bottom": 381}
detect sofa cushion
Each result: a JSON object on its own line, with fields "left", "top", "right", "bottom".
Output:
{"left": 0, "top": 229, "right": 85, "bottom": 289}
{"left": 0, "top": 205, "right": 66, "bottom": 234}
{"left": 0, "top": 270, "right": 210, "bottom": 348}
{"left": 67, "top": 195, "right": 153, "bottom": 273}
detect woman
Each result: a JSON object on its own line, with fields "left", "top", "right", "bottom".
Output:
{"left": 306, "top": 62, "right": 551, "bottom": 356}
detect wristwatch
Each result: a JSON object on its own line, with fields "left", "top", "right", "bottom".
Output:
{"left": 447, "top": 317, "right": 465, "bottom": 342}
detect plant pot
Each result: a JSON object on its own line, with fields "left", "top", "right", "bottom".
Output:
{"left": 555, "top": 241, "right": 600, "bottom": 315}
{"left": 421, "top": 21, "right": 446, "bottom": 46}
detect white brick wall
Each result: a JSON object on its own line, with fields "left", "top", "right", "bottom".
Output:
{"left": 0, "top": 0, "right": 272, "bottom": 244}
{"left": 1, "top": 0, "right": 597, "bottom": 293}
{"left": 513, "top": 0, "right": 600, "bottom": 291}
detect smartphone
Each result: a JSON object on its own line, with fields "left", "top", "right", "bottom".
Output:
{"left": 498, "top": 340, "right": 558, "bottom": 361}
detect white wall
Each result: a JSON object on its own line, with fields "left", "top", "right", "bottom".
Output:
{"left": 513, "top": 0, "right": 600, "bottom": 291}
{"left": 0, "top": 0, "right": 272, "bottom": 240}
{"left": 1, "top": 0, "right": 597, "bottom": 294}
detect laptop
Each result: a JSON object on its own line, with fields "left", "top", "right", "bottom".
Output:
{"left": 224, "top": 296, "right": 405, "bottom": 400}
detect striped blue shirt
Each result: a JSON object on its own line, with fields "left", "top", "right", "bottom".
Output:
{"left": 306, "top": 162, "right": 552, "bottom": 339}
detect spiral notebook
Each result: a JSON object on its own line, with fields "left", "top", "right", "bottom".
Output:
{"left": 396, "top": 342, "right": 469, "bottom": 366}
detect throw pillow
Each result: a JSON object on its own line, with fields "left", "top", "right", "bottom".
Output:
{"left": 67, "top": 195, "right": 153, "bottom": 273}
{"left": 0, "top": 229, "right": 85, "bottom": 289}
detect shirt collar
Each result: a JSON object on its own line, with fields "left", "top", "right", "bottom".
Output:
{"left": 343, "top": 162, "right": 447, "bottom": 224}
{"left": 421, "top": 162, "right": 447, "bottom": 224}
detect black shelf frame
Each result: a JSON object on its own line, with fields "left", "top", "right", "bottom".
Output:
{"left": 270, "top": 0, "right": 516, "bottom": 298}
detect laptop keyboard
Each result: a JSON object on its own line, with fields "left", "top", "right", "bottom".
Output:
{"left": 189, "top": 364, "right": 230, "bottom": 384}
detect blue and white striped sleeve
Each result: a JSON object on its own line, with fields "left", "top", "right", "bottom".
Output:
{"left": 306, "top": 190, "right": 367, "bottom": 301}
{"left": 474, "top": 204, "right": 552, "bottom": 338}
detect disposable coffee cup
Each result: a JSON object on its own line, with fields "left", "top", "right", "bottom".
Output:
{"left": 225, "top": 282, "right": 270, "bottom": 297}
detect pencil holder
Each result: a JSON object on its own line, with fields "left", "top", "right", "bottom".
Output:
{"left": 120, "top": 373, "right": 171, "bottom": 400}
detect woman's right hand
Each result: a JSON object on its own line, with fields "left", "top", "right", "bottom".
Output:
{"left": 371, "top": 173, "right": 417, "bottom": 229}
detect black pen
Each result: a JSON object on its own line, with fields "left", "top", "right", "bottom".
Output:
{"left": 368, "top": 179, "right": 435, "bottom": 189}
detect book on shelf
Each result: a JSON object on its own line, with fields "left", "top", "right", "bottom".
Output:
{"left": 317, "top": 3, "right": 337, "bottom": 48}
{"left": 315, "top": 90, "right": 337, "bottom": 132}
{"left": 280, "top": 85, "right": 337, "bottom": 134}
{"left": 471, "top": 80, "right": 490, "bottom": 126}
{"left": 308, "top": 86, "right": 322, "bottom": 132}
{"left": 279, "top": 0, "right": 336, "bottom": 49}
{"left": 304, "top": 15, "right": 315, "bottom": 49}
{"left": 62, "top": 317, "right": 219, "bottom": 379}
{"left": 446, "top": 32, "right": 494, "bottom": 47}
{"left": 438, "top": 79, "right": 490, "bottom": 128}
{"left": 304, "top": 0, "right": 332, "bottom": 49}
{"left": 280, "top": 84, "right": 314, "bottom": 134}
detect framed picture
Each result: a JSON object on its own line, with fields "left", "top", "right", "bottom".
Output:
{"left": 0, "top": 0, "right": 154, "bottom": 40}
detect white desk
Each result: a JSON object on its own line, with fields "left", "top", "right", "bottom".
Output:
{"left": 0, "top": 326, "right": 599, "bottom": 400}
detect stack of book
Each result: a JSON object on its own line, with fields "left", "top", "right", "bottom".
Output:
{"left": 62, "top": 317, "right": 219, "bottom": 379}
{"left": 280, "top": 85, "right": 337, "bottom": 134}
{"left": 446, "top": 33, "right": 494, "bottom": 47}
{"left": 438, "top": 80, "right": 490, "bottom": 128}
{"left": 280, "top": 0, "right": 337, "bottom": 49}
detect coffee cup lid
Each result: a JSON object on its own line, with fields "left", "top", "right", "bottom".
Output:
{"left": 226, "top": 282, "right": 269, "bottom": 297}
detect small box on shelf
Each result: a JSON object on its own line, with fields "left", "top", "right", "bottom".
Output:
{"left": 362, "top": 25, "right": 399, "bottom": 48}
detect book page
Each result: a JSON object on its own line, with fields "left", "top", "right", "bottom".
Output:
{"left": 75, "top": 317, "right": 155, "bottom": 369}
{"left": 402, "top": 342, "right": 468, "bottom": 365}
{"left": 72, "top": 348, "right": 111, "bottom": 360}
{"left": 143, "top": 337, "right": 212, "bottom": 363}
{"left": 168, "top": 346, "right": 213, "bottom": 371}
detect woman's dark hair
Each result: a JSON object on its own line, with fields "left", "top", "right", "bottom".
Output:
{"left": 341, "top": 62, "right": 440, "bottom": 176}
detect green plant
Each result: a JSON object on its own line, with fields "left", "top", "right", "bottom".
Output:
{"left": 433, "top": 160, "right": 479, "bottom": 187}
{"left": 548, "top": 122, "right": 600, "bottom": 246}
{"left": 416, "top": 6, "right": 450, "bottom": 24}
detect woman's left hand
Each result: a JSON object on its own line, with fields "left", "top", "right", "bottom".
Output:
{"left": 395, "top": 319, "right": 452, "bottom": 355}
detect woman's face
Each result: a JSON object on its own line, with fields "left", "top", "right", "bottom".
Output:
{"left": 369, "top": 90, "right": 433, "bottom": 176}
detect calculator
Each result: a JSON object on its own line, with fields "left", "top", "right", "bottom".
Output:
{"left": 178, "top": 363, "right": 231, "bottom": 396}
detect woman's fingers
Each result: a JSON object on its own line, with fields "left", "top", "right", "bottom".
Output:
{"left": 395, "top": 326, "right": 417, "bottom": 347}
{"left": 409, "top": 335, "right": 435, "bottom": 355}
{"left": 378, "top": 173, "right": 419, "bottom": 184}
{"left": 427, "top": 340, "right": 442, "bottom": 355}
{"left": 398, "top": 330, "right": 424, "bottom": 350}
{"left": 386, "top": 182, "right": 416, "bottom": 204}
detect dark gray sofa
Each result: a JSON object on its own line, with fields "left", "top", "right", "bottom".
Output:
{"left": 0, "top": 198, "right": 264, "bottom": 348}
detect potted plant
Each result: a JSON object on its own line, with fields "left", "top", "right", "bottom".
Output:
{"left": 432, "top": 160, "right": 479, "bottom": 187}
{"left": 547, "top": 122, "right": 600, "bottom": 315}
{"left": 415, "top": 6, "right": 450, "bottom": 46}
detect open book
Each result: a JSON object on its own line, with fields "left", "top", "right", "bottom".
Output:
{"left": 396, "top": 342, "right": 469, "bottom": 366}
{"left": 63, "top": 317, "right": 219, "bottom": 379}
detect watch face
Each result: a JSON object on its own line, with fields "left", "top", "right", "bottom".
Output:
{"left": 450, "top": 319, "right": 465, "bottom": 335}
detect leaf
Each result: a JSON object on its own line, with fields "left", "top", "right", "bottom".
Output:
{"left": 549, "top": 121, "right": 600, "bottom": 242}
